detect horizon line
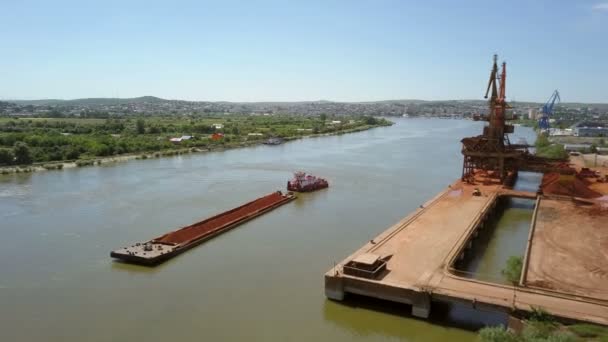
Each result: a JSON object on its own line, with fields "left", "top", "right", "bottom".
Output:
{"left": 4, "top": 96, "right": 608, "bottom": 105}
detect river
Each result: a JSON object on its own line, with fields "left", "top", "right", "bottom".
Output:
{"left": 455, "top": 172, "right": 542, "bottom": 285}
{"left": 0, "top": 118, "right": 536, "bottom": 342}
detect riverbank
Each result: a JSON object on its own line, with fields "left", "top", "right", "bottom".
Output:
{"left": 0, "top": 122, "right": 391, "bottom": 175}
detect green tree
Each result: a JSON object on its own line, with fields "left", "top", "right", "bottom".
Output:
{"left": 502, "top": 256, "right": 523, "bottom": 285}
{"left": 147, "top": 125, "right": 161, "bottom": 134}
{"left": 64, "top": 146, "right": 80, "bottom": 160}
{"left": 13, "top": 142, "right": 33, "bottom": 164}
{"left": 364, "top": 116, "right": 379, "bottom": 125}
{"left": 0, "top": 148, "right": 14, "bottom": 165}
{"left": 536, "top": 134, "right": 550, "bottom": 148}
{"left": 136, "top": 119, "right": 146, "bottom": 134}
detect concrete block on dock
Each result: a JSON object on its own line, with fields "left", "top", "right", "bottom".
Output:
{"left": 324, "top": 274, "right": 345, "bottom": 301}
{"left": 411, "top": 293, "right": 431, "bottom": 319}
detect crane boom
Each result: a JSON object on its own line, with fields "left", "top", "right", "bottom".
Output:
{"left": 539, "top": 90, "right": 561, "bottom": 130}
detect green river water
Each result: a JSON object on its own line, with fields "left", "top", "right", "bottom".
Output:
{"left": 0, "top": 118, "right": 536, "bottom": 341}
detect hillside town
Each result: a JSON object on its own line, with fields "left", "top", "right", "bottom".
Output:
{"left": 2, "top": 97, "right": 607, "bottom": 120}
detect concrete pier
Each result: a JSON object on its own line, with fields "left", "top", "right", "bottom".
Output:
{"left": 325, "top": 180, "right": 608, "bottom": 326}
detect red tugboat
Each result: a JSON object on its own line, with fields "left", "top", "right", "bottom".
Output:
{"left": 287, "top": 171, "right": 329, "bottom": 192}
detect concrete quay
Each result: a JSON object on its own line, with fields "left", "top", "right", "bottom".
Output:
{"left": 325, "top": 180, "right": 608, "bottom": 325}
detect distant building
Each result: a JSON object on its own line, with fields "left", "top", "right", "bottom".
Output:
{"left": 169, "top": 135, "right": 193, "bottom": 143}
{"left": 527, "top": 108, "right": 538, "bottom": 120}
{"left": 574, "top": 122, "right": 608, "bottom": 137}
{"left": 212, "top": 123, "right": 223, "bottom": 129}
{"left": 563, "top": 144, "right": 591, "bottom": 152}
{"left": 549, "top": 128, "right": 573, "bottom": 137}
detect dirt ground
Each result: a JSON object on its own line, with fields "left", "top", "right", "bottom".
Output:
{"left": 570, "top": 154, "right": 608, "bottom": 170}
{"left": 568, "top": 154, "right": 608, "bottom": 195}
{"left": 526, "top": 198, "right": 608, "bottom": 301}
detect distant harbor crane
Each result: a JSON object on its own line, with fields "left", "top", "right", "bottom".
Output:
{"left": 538, "top": 90, "right": 561, "bottom": 131}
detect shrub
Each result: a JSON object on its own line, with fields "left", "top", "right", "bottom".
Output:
{"left": 502, "top": 256, "right": 523, "bottom": 284}
{"left": 478, "top": 326, "right": 518, "bottom": 342}
{"left": 0, "top": 148, "right": 14, "bottom": 165}
{"left": 136, "top": 119, "right": 145, "bottom": 134}
{"left": 529, "top": 307, "right": 553, "bottom": 323}
{"left": 522, "top": 320, "right": 557, "bottom": 340}
{"left": 13, "top": 141, "right": 33, "bottom": 164}
{"left": 568, "top": 324, "right": 608, "bottom": 338}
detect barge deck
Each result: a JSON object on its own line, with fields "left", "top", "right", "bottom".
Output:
{"left": 111, "top": 191, "right": 296, "bottom": 266}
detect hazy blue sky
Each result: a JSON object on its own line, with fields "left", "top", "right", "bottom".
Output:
{"left": 1, "top": 0, "right": 607, "bottom": 102}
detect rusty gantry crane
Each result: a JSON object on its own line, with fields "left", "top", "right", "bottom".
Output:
{"left": 460, "top": 55, "right": 569, "bottom": 184}
{"left": 461, "top": 55, "right": 520, "bottom": 183}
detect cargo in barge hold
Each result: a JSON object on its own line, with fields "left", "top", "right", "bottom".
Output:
{"left": 110, "top": 191, "right": 296, "bottom": 266}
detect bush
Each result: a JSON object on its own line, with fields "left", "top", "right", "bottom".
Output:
{"left": 136, "top": 119, "right": 145, "bottom": 134}
{"left": 478, "top": 326, "right": 518, "bottom": 342}
{"left": 65, "top": 146, "right": 80, "bottom": 160}
{"left": 0, "top": 148, "right": 14, "bottom": 165}
{"left": 543, "top": 332, "right": 577, "bottom": 342}
{"left": 13, "top": 141, "right": 33, "bottom": 164}
{"left": 535, "top": 134, "right": 568, "bottom": 159}
{"left": 522, "top": 320, "right": 557, "bottom": 340}
{"left": 502, "top": 256, "right": 523, "bottom": 284}
{"left": 568, "top": 323, "right": 608, "bottom": 338}
{"left": 529, "top": 307, "right": 553, "bottom": 323}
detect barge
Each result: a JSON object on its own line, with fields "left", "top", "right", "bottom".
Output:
{"left": 110, "top": 191, "right": 296, "bottom": 266}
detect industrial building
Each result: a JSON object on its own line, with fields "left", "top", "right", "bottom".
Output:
{"left": 574, "top": 122, "right": 608, "bottom": 137}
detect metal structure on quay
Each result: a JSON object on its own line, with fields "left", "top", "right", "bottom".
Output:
{"left": 460, "top": 55, "right": 570, "bottom": 184}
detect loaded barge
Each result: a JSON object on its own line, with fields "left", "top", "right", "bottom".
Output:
{"left": 111, "top": 191, "right": 296, "bottom": 266}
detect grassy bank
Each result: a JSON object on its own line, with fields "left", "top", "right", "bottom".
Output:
{"left": 478, "top": 308, "right": 608, "bottom": 342}
{"left": 0, "top": 115, "right": 392, "bottom": 174}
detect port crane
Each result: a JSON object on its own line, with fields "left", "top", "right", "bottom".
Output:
{"left": 538, "top": 90, "right": 561, "bottom": 130}
{"left": 461, "top": 55, "right": 571, "bottom": 184}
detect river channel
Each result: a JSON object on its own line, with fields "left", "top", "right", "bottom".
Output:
{"left": 0, "top": 118, "right": 536, "bottom": 341}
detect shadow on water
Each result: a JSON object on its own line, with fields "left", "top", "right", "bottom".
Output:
{"left": 324, "top": 294, "right": 507, "bottom": 337}
{"left": 110, "top": 259, "right": 167, "bottom": 274}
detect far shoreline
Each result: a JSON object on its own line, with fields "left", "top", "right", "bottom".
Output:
{"left": 0, "top": 122, "right": 393, "bottom": 176}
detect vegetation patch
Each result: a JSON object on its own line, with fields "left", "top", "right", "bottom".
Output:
{"left": 568, "top": 324, "right": 608, "bottom": 338}
{"left": 0, "top": 114, "right": 392, "bottom": 167}
{"left": 502, "top": 255, "right": 523, "bottom": 285}
{"left": 479, "top": 310, "right": 578, "bottom": 342}
{"left": 535, "top": 134, "right": 568, "bottom": 159}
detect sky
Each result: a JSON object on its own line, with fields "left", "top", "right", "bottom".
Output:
{"left": 1, "top": 0, "right": 607, "bottom": 103}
